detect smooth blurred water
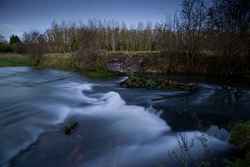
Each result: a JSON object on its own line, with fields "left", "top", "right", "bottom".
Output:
{"left": 0, "top": 67, "right": 249, "bottom": 167}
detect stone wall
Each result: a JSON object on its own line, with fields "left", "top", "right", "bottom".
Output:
{"left": 105, "top": 52, "right": 250, "bottom": 76}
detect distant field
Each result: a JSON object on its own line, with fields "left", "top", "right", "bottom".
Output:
{"left": 0, "top": 53, "right": 32, "bottom": 67}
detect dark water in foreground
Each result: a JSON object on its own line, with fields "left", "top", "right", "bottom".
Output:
{"left": 0, "top": 67, "right": 250, "bottom": 167}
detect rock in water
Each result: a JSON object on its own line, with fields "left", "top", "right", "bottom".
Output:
{"left": 64, "top": 121, "right": 79, "bottom": 135}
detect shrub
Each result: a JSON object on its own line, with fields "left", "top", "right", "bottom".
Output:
{"left": 230, "top": 121, "right": 250, "bottom": 149}
{"left": 0, "top": 43, "right": 13, "bottom": 52}
{"left": 227, "top": 121, "right": 250, "bottom": 167}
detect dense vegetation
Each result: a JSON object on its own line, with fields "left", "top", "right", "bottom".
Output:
{"left": 228, "top": 121, "right": 250, "bottom": 167}
{"left": 0, "top": 1, "right": 249, "bottom": 166}
{"left": 0, "top": 0, "right": 249, "bottom": 77}
{"left": 0, "top": 53, "right": 32, "bottom": 67}
{"left": 120, "top": 75, "right": 197, "bottom": 91}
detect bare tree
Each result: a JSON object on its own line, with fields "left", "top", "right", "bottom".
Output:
{"left": 181, "top": 0, "right": 207, "bottom": 67}
{"left": 23, "top": 31, "right": 48, "bottom": 66}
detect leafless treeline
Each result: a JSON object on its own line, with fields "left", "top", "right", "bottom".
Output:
{"left": 19, "top": 0, "right": 250, "bottom": 75}
{"left": 22, "top": 20, "right": 166, "bottom": 53}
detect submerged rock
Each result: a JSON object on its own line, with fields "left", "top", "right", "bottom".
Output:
{"left": 64, "top": 121, "right": 79, "bottom": 135}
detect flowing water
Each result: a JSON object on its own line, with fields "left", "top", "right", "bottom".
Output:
{"left": 0, "top": 67, "right": 250, "bottom": 167}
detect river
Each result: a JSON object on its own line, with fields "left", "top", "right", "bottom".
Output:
{"left": 0, "top": 67, "right": 250, "bottom": 167}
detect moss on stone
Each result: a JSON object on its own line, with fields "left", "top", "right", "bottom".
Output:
{"left": 120, "top": 75, "right": 197, "bottom": 91}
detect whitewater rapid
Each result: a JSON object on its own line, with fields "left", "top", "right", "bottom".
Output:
{"left": 0, "top": 67, "right": 232, "bottom": 167}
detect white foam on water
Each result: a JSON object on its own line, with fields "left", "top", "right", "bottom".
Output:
{"left": 36, "top": 104, "right": 71, "bottom": 124}
{"left": 0, "top": 74, "right": 231, "bottom": 167}
{"left": 69, "top": 91, "right": 231, "bottom": 167}
{"left": 192, "top": 84, "right": 223, "bottom": 104}
{"left": 75, "top": 91, "right": 170, "bottom": 132}
{"left": 117, "top": 76, "right": 129, "bottom": 83}
{"left": 192, "top": 88, "right": 215, "bottom": 104}
{"left": 56, "top": 82, "right": 93, "bottom": 92}
{"left": 56, "top": 82, "right": 100, "bottom": 104}
{"left": 83, "top": 131, "right": 230, "bottom": 167}
{"left": 0, "top": 81, "right": 96, "bottom": 167}
{"left": 206, "top": 125, "right": 230, "bottom": 141}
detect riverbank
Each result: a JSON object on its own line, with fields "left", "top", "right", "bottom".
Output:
{"left": 0, "top": 52, "right": 250, "bottom": 86}
{"left": 0, "top": 53, "right": 32, "bottom": 67}
{"left": 0, "top": 53, "right": 119, "bottom": 79}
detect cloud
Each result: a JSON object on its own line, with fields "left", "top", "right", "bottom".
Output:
{"left": 0, "top": 24, "right": 24, "bottom": 39}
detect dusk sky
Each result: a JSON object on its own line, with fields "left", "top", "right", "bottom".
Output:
{"left": 0, "top": 0, "right": 181, "bottom": 39}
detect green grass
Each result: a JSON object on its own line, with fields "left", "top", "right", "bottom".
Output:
{"left": 39, "top": 54, "right": 74, "bottom": 70}
{"left": 82, "top": 69, "right": 120, "bottom": 79}
{"left": 0, "top": 56, "right": 32, "bottom": 67}
{"left": 39, "top": 53, "right": 120, "bottom": 79}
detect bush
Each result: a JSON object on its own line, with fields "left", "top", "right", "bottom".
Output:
{"left": 0, "top": 43, "right": 13, "bottom": 53}
{"left": 230, "top": 121, "right": 250, "bottom": 149}
{"left": 228, "top": 121, "right": 250, "bottom": 167}
{"left": 28, "top": 44, "right": 46, "bottom": 67}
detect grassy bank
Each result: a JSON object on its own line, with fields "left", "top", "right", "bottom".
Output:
{"left": 0, "top": 53, "right": 32, "bottom": 67}
{"left": 81, "top": 70, "right": 120, "bottom": 79}
{"left": 40, "top": 53, "right": 120, "bottom": 79}
{"left": 39, "top": 53, "right": 75, "bottom": 70}
{"left": 1, "top": 52, "right": 250, "bottom": 82}
{"left": 0, "top": 53, "right": 118, "bottom": 79}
